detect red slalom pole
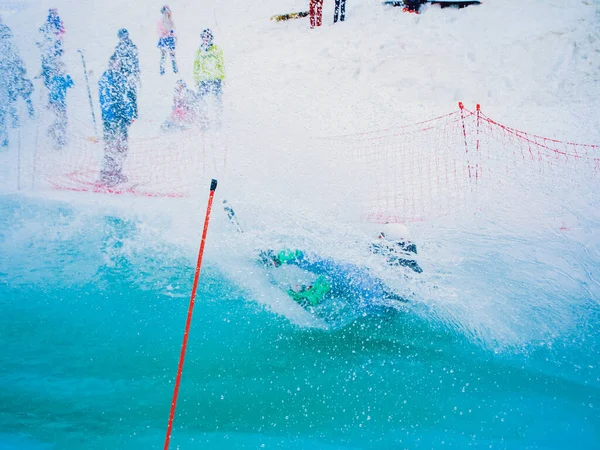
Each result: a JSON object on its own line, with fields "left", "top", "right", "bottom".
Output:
{"left": 164, "top": 179, "right": 218, "bottom": 450}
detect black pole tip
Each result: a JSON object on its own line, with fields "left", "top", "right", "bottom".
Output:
{"left": 210, "top": 179, "right": 218, "bottom": 191}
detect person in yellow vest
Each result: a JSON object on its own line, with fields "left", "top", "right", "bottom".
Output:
{"left": 193, "top": 28, "right": 224, "bottom": 130}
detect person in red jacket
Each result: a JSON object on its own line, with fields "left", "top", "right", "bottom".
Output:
{"left": 309, "top": 0, "right": 323, "bottom": 28}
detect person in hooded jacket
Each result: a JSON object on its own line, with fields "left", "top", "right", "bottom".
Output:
{"left": 111, "top": 28, "right": 140, "bottom": 120}
{"left": 36, "top": 10, "right": 64, "bottom": 93}
{"left": 45, "top": 8, "right": 65, "bottom": 41}
{"left": 46, "top": 60, "right": 73, "bottom": 149}
{"left": 98, "top": 57, "right": 136, "bottom": 186}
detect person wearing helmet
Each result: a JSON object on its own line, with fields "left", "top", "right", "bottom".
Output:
{"left": 193, "top": 28, "right": 225, "bottom": 130}
{"left": 112, "top": 28, "right": 140, "bottom": 120}
{"left": 157, "top": 5, "right": 178, "bottom": 75}
{"left": 370, "top": 223, "right": 422, "bottom": 273}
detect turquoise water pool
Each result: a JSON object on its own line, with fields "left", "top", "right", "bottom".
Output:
{"left": 1, "top": 195, "right": 598, "bottom": 449}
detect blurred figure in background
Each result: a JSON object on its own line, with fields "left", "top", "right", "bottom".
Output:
{"left": 0, "top": 22, "right": 34, "bottom": 148}
{"left": 45, "top": 8, "right": 65, "bottom": 41}
{"left": 157, "top": 5, "right": 178, "bottom": 75}
{"left": 46, "top": 60, "right": 73, "bottom": 149}
{"left": 193, "top": 28, "right": 224, "bottom": 130}
{"left": 10, "top": 68, "right": 35, "bottom": 120}
{"left": 99, "top": 57, "right": 136, "bottom": 186}
{"left": 370, "top": 223, "right": 423, "bottom": 273}
{"left": 161, "top": 79, "right": 197, "bottom": 132}
{"left": 36, "top": 9, "right": 65, "bottom": 95}
{"left": 112, "top": 28, "right": 140, "bottom": 120}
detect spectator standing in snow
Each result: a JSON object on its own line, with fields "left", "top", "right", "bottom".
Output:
{"left": 98, "top": 57, "right": 136, "bottom": 186}
{"left": 0, "top": 23, "right": 33, "bottom": 147}
{"left": 37, "top": 9, "right": 65, "bottom": 93}
{"left": 193, "top": 28, "right": 225, "bottom": 130}
{"left": 111, "top": 28, "right": 140, "bottom": 120}
{"left": 0, "top": 23, "right": 15, "bottom": 148}
{"left": 334, "top": 0, "right": 346, "bottom": 23}
{"left": 309, "top": 0, "right": 323, "bottom": 28}
{"left": 11, "top": 68, "right": 35, "bottom": 120}
{"left": 46, "top": 61, "right": 73, "bottom": 149}
{"left": 45, "top": 8, "right": 65, "bottom": 41}
{"left": 157, "top": 5, "right": 178, "bottom": 75}
{"left": 161, "top": 79, "right": 197, "bottom": 131}
{"left": 36, "top": 25, "right": 62, "bottom": 90}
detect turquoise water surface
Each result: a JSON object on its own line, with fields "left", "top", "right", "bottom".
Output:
{"left": 1, "top": 195, "right": 599, "bottom": 449}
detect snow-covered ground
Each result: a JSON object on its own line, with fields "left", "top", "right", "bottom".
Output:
{"left": 3, "top": 0, "right": 599, "bottom": 141}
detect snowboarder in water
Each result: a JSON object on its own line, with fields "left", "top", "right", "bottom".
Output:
{"left": 259, "top": 248, "right": 408, "bottom": 308}
{"left": 98, "top": 56, "right": 136, "bottom": 186}
{"left": 369, "top": 223, "right": 422, "bottom": 273}
{"left": 193, "top": 28, "right": 225, "bottom": 130}
{"left": 157, "top": 5, "right": 178, "bottom": 75}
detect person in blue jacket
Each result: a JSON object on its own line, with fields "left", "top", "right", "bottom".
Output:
{"left": 0, "top": 22, "right": 33, "bottom": 147}
{"left": 46, "top": 61, "right": 73, "bottom": 149}
{"left": 36, "top": 9, "right": 65, "bottom": 94}
{"left": 111, "top": 28, "right": 140, "bottom": 120}
{"left": 98, "top": 56, "right": 136, "bottom": 186}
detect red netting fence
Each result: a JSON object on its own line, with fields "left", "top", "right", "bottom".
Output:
{"left": 30, "top": 102, "right": 600, "bottom": 222}
{"left": 321, "top": 103, "right": 600, "bottom": 222}
{"left": 33, "top": 112, "right": 227, "bottom": 198}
